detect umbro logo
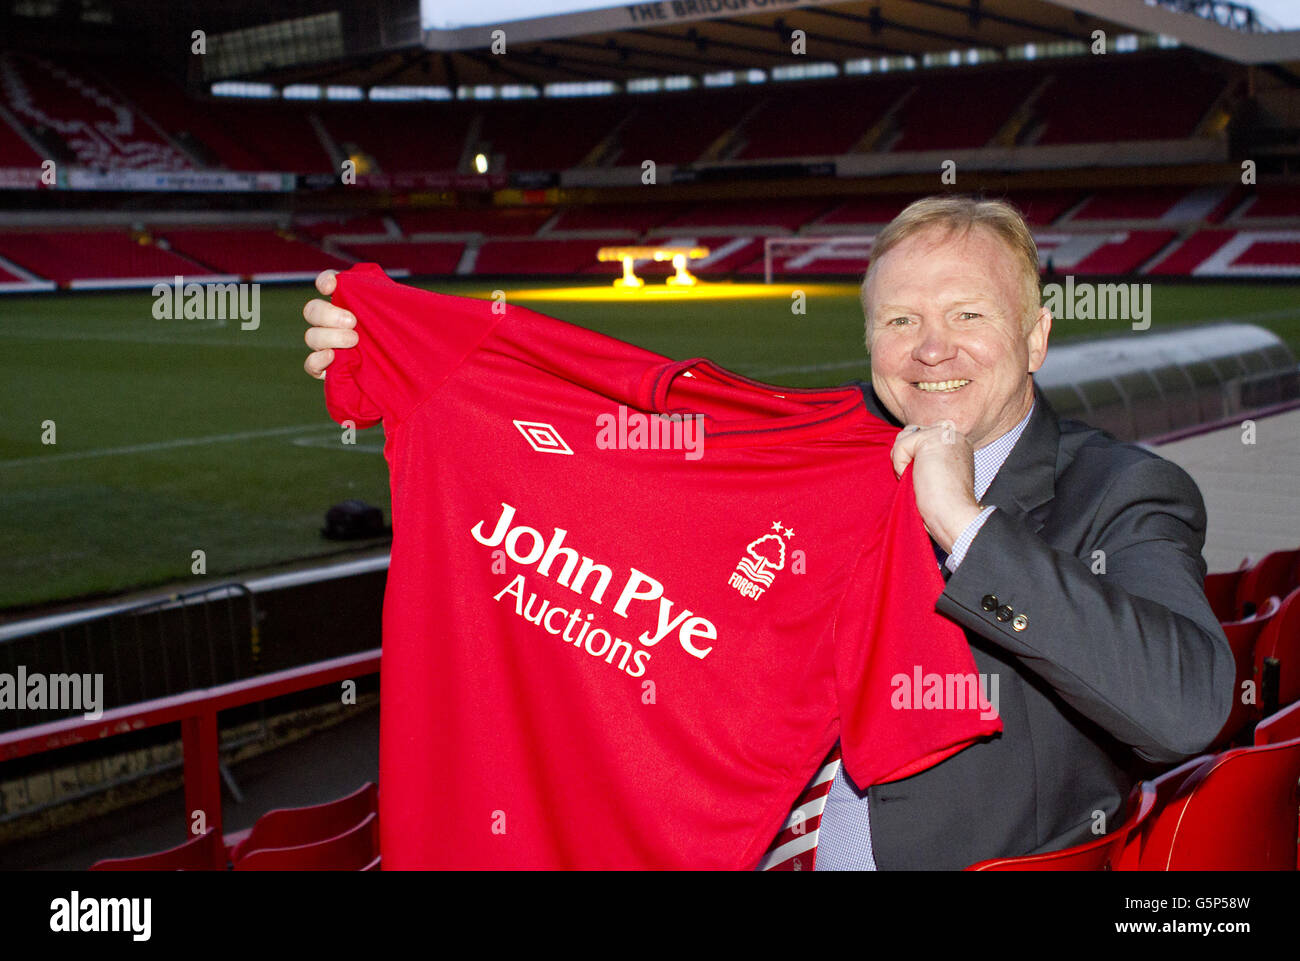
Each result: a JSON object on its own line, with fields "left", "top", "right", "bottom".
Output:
{"left": 513, "top": 420, "right": 573, "bottom": 455}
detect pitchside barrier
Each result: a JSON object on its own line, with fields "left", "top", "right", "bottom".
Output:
{"left": 0, "top": 556, "right": 388, "bottom": 826}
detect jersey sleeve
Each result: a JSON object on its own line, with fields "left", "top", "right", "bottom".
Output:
{"left": 323, "top": 263, "right": 505, "bottom": 429}
{"left": 833, "top": 461, "right": 1003, "bottom": 787}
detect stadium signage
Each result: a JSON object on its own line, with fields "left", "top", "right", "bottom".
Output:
{"left": 672, "top": 161, "right": 834, "bottom": 184}
{"left": 0, "top": 167, "right": 48, "bottom": 190}
{"left": 64, "top": 170, "right": 292, "bottom": 192}
{"left": 625, "top": 0, "right": 813, "bottom": 25}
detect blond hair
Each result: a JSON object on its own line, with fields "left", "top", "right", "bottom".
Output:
{"left": 860, "top": 195, "right": 1041, "bottom": 349}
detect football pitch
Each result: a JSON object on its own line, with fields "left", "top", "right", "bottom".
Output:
{"left": 2, "top": 276, "right": 1299, "bottom": 612}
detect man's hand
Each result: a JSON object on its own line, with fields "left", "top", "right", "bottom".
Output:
{"left": 303, "top": 269, "right": 356, "bottom": 380}
{"left": 891, "top": 422, "right": 984, "bottom": 553}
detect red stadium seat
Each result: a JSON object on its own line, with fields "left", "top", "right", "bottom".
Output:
{"left": 1203, "top": 558, "right": 1253, "bottom": 623}
{"left": 1115, "top": 754, "right": 1214, "bottom": 869}
{"left": 230, "top": 781, "right": 377, "bottom": 863}
{"left": 89, "top": 828, "right": 224, "bottom": 871}
{"left": 1253, "top": 587, "right": 1300, "bottom": 711}
{"left": 1236, "top": 549, "right": 1300, "bottom": 619}
{"left": 233, "top": 812, "right": 378, "bottom": 871}
{"left": 1129, "top": 742, "right": 1300, "bottom": 870}
{"left": 965, "top": 782, "right": 1156, "bottom": 870}
{"left": 1253, "top": 701, "right": 1300, "bottom": 869}
{"left": 1210, "top": 595, "right": 1282, "bottom": 748}
{"left": 1255, "top": 699, "right": 1300, "bottom": 746}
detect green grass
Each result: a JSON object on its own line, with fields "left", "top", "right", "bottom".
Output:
{"left": 2, "top": 277, "right": 1298, "bottom": 611}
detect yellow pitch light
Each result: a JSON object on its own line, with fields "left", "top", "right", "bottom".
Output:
{"left": 597, "top": 245, "right": 710, "bottom": 288}
{"left": 490, "top": 283, "right": 853, "bottom": 303}
{"left": 474, "top": 153, "right": 489, "bottom": 173}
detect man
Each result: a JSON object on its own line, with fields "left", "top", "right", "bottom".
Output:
{"left": 301, "top": 195, "right": 1234, "bottom": 869}
{"left": 812, "top": 195, "right": 1233, "bottom": 869}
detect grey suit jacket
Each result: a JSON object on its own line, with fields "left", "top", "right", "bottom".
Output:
{"left": 855, "top": 378, "right": 1235, "bottom": 870}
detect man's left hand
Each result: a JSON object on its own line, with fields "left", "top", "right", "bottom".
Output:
{"left": 891, "top": 422, "right": 984, "bottom": 554}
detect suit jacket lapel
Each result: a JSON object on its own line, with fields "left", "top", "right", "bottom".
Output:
{"left": 856, "top": 378, "right": 1060, "bottom": 536}
{"left": 979, "top": 381, "right": 1058, "bottom": 535}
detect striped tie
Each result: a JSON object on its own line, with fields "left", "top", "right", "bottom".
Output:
{"left": 759, "top": 744, "right": 842, "bottom": 871}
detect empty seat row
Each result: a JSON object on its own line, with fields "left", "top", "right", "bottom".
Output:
{"left": 89, "top": 782, "right": 379, "bottom": 871}
{"left": 968, "top": 698, "right": 1300, "bottom": 870}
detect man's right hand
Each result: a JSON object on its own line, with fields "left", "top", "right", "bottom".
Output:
{"left": 303, "top": 269, "right": 357, "bottom": 380}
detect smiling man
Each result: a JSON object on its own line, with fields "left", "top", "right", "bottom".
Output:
{"left": 812, "top": 195, "right": 1234, "bottom": 870}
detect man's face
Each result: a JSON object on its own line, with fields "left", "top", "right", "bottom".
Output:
{"left": 865, "top": 223, "right": 1051, "bottom": 450}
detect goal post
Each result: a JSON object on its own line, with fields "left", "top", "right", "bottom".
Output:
{"left": 762, "top": 234, "right": 878, "bottom": 284}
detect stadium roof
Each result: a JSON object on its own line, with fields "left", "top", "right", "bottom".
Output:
{"left": 20, "top": 0, "right": 1293, "bottom": 89}
{"left": 251, "top": 0, "right": 1300, "bottom": 91}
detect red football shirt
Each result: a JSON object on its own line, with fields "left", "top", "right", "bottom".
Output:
{"left": 323, "top": 264, "right": 1000, "bottom": 869}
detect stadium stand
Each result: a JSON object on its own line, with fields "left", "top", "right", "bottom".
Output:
{"left": 473, "top": 237, "right": 607, "bottom": 274}
{"left": 394, "top": 207, "right": 555, "bottom": 236}
{"left": 0, "top": 52, "right": 192, "bottom": 171}
{"left": 79, "top": 56, "right": 266, "bottom": 172}
{"left": 319, "top": 104, "right": 469, "bottom": 173}
{"left": 1068, "top": 186, "right": 1201, "bottom": 221}
{"left": 1238, "top": 185, "right": 1300, "bottom": 220}
{"left": 543, "top": 203, "right": 689, "bottom": 235}
{"left": 477, "top": 99, "right": 627, "bottom": 171}
{"left": 1232, "top": 238, "right": 1300, "bottom": 267}
{"left": 293, "top": 214, "right": 394, "bottom": 239}
{"left": 734, "top": 76, "right": 910, "bottom": 159}
{"left": 0, "top": 230, "right": 217, "bottom": 287}
{"left": 194, "top": 101, "right": 335, "bottom": 173}
{"left": 339, "top": 240, "right": 463, "bottom": 275}
{"left": 888, "top": 70, "right": 1037, "bottom": 153}
{"left": 656, "top": 198, "right": 834, "bottom": 232}
{"left": 637, "top": 233, "right": 765, "bottom": 274}
{"left": 1032, "top": 57, "right": 1230, "bottom": 145}
{"left": 1066, "top": 229, "right": 1177, "bottom": 274}
{"left": 0, "top": 110, "right": 42, "bottom": 166}
{"left": 607, "top": 89, "right": 754, "bottom": 166}
{"left": 1147, "top": 229, "right": 1238, "bottom": 275}
{"left": 157, "top": 228, "right": 352, "bottom": 279}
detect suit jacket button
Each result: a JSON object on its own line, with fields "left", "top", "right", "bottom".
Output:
{"left": 1012, "top": 613, "right": 1028, "bottom": 631}
{"left": 981, "top": 594, "right": 998, "bottom": 612}
{"left": 996, "top": 605, "right": 1013, "bottom": 622}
